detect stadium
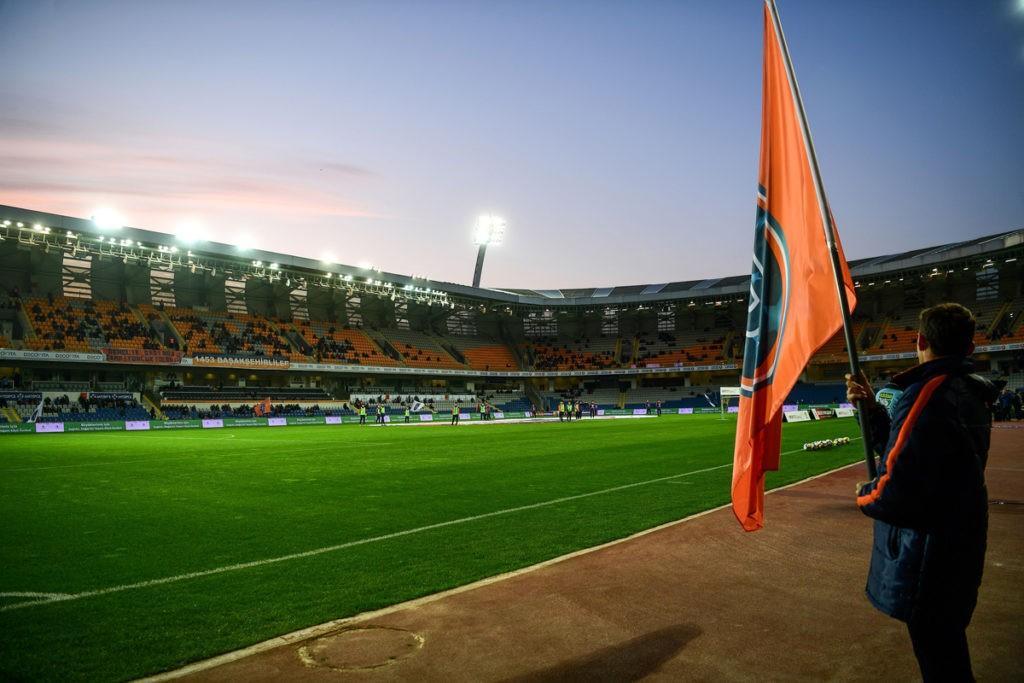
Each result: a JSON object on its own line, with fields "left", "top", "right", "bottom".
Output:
{"left": 1, "top": 202, "right": 1022, "bottom": 680}
{"left": 1, "top": 205, "right": 1021, "bottom": 427}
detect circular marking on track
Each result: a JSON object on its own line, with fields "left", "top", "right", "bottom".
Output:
{"left": 297, "top": 626, "right": 424, "bottom": 671}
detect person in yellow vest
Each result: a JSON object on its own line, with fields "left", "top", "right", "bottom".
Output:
{"left": 558, "top": 400, "right": 565, "bottom": 422}
{"left": 404, "top": 406, "right": 411, "bottom": 423}
{"left": 451, "top": 403, "right": 460, "bottom": 425}
{"left": 358, "top": 404, "right": 367, "bottom": 425}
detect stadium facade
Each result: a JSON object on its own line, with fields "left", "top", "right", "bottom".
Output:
{"left": 0, "top": 203, "right": 1022, "bottom": 424}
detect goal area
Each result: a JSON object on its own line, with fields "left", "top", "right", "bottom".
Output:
{"left": 719, "top": 386, "right": 741, "bottom": 418}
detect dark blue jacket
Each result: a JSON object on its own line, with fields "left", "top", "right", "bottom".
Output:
{"left": 857, "top": 356, "right": 995, "bottom": 625}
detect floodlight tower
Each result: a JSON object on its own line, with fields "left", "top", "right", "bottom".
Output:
{"left": 472, "top": 214, "right": 506, "bottom": 288}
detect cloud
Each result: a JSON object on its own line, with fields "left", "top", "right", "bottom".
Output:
{"left": 0, "top": 126, "right": 385, "bottom": 229}
{"left": 312, "top": 161, "right": 374, "bottom": 177}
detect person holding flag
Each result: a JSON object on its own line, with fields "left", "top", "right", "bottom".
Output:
{"left": 846, "top": 304, "right": 995, "bottom": 681}
{"left": 734, "top": 3, "right": 989, "bottom": 680}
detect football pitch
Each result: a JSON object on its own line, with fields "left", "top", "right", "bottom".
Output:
{"left": 0, "top": 415, "right": 862, "bottom": 681}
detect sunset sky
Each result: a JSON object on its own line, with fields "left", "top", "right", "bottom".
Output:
{"left": 1, "top": 0, "right": 1022, "bottom": 288}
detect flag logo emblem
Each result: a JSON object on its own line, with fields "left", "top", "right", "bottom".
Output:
{"left": 740, "top": 189, "right": 791, "bottom": 398}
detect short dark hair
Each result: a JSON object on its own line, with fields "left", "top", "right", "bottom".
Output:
{"left": 918, "top": 303, "right": 976, "bottom": 357}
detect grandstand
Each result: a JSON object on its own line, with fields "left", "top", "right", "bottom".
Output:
{"left": 0, "top": 204, "right": 1022, "bottom": 425}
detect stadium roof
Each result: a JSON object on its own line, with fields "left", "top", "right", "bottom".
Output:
{"left": 1, "top": 204, "right": 1021, "bottom": 309}
{"left": 496, "top": 229, "right": 1024, "bottom": 304}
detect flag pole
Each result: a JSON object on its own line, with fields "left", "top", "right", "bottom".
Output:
{"left": 765, "top": 0, "right": 877, "bottom": 479}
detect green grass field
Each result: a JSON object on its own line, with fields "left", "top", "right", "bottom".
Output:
{"left": 0, "top": 415, "right": 862, "bottom": 681}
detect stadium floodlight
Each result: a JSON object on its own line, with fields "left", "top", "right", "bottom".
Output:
{"left": 235, "top": 233, "right": 257, "bottom": 252}
{"left": 473, "top": 214, "right": 506, "bottom": 246}
{"left": 471, "top": 214, "right": 506, "bottom": 288}
{"left": 91, "top": 207, "right": 123, "bottom": 231}
{"left": 175, "top": 221, "right": 205, "bottom": 244}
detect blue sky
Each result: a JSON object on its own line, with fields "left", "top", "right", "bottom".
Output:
{"left": 1, "top": 0, "right": 1021, "bottom": 288}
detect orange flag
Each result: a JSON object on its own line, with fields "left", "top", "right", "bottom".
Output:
{"left": 732, "top": 1, "right": 857, "bottom": 531}
{"left": 254, "top": 397, "right": 272, "bottom": 417}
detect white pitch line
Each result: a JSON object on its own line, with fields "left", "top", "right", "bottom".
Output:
{"left": 1, "top": 463, "right": 733, "bottom": 611}
{"left": 1, "top": 440, "right": 861, "bottom": 613}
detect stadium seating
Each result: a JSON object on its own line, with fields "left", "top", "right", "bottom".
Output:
{"left": 980, "top": 299, "right": 1024, "bottom": 343}
{"left": 526, "top": 335, "right": 619, "bottom": 371}
{"left": 7, "top": 291, "right": 1022, "bottom": 376}
{"left": 444, "top": 336, "right": 521, "bottom": 371}
{"left": 632, "top": 329, "right": 729, "bottom": 367}
{"left": 165, "top": 308, "right": 293, "bottom": 358}
{"left": 22, "top": 296, "right": 103, "bottom": 352}
{"left": 93, "top": 300, "right": 163, "bottom": 351}
{"left": 160, "top": 385, "right": 333, "bottom": 402}
{"left": 20, "top": 296, "right": 167, "bottom": 353}
{"left": 483, "top": 390, "right": 532, "bottom": 411}
{"left": 291, "top": 320, "right": 398, "bottom": 366}
{"left": 160, "top": 402, "right": 348, "bottom": 419}
{"left": 28, "top": 394, "right": 151, "bottom": 422}
{"left": 374, "top": 329, "right": 464, "bottom": 370}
